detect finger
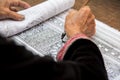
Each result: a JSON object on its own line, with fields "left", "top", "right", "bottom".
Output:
{"left": 6, "top": 9, "right": 25, "bottom": 21}
{"left": 88, "top": 11, "right": 93, "bottom": 19}
{"left": 10, "top": 0, "right": 31, "bottom": 9}
{"left": 77, "top": 6, "right": 91, "bottom": 25}
{"left": 84, "top": 13, "right": 95, "bottom": 33}
{"left": 86, "top": 20, "right": 96, "bottom": 37}
{"left": 87, "top": 21, "right": 96, "bottom": 33}
{"left": 87, "top": 25, "right": 96, "bottom": 37}
{"left": 83, "top": 24, "right": 95, "bottom": 37}
{"left": 69, "top": 9, "right": 78, "bottom": 13}
{"left": 65, "top": 9, "right": 78, "bottom": 30}
{"left": 66, "top": 9, "right": 77, "bottom": 21}
{"left": 10, "top": 7, "right": 18, "bottom": 12}
{"left": 86, "top": 14, "right": 95, "bottom": 25}
{"left": 68, "top": 9, "right": 78, "bottom": 16}
{"left": 18, "top": 0, "right": 31, "bottom": 8}
{"left": 82, "top": 14, "right": 96, "bottom": 37}
{"left": 86, "top": 15, "right": 96, "bottom": 32}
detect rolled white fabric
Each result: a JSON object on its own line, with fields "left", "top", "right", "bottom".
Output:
{"left": 0, "top": 0, "right": 75, "bottom": 37}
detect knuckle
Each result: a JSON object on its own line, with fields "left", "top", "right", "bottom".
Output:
{"left": 92, "top": 22, "right": 96, "bottom": 27}
{"left": 94, "top": 22, "right": 96, "bottom": 27}
{"left": 92, "top": 15, "right": 95, "bottom": 19}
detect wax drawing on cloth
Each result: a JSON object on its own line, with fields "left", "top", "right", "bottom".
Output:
{"left": 13, "top": 11, "right": 120, "bottom": 80}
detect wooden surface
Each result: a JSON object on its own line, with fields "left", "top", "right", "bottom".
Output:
{"left": 22, "top": 0, "right": 120, "bottom": 30}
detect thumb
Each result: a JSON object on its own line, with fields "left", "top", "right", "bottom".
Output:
{"left": 77, "top": 6, "right": 90, "bottom": 25}
{"left": 6, "top": 10, "right": 25, "bottom": 21}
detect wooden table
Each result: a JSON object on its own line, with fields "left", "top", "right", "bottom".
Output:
{"left": 23, "top": 0, "right": 120, "bottom": 30}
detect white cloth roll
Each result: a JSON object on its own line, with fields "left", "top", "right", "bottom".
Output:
{"left": 0, "top": 0, "right": 75, "bottom": 37}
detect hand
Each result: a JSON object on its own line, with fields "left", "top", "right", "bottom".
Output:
{"left": 0, "top": 0, "right": 30, "bottom": 21}
{"left": 65, "top": 6, "right": 96, "bottom": 38}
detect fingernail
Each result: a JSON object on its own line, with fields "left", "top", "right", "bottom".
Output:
{"left": 85, "top": 6, "right": 89, "bottom": 8}
{"left": 81, "top": 6, "right": 90, "bottom": 12}
{"left": 25, "top": 4, "right": 31, "bottom": 9}
{"left": 19, "top": 15, "right": 25, "bottom": 21}
{"left": 81, "top": 6, "right": 89, "bottom": 9}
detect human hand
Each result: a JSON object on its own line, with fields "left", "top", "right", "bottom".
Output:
{"left": 0, "top": 0, "right": 30, "bottom": 21}
{"left": 65, "top": 6, "right": 96, "bottom": 38}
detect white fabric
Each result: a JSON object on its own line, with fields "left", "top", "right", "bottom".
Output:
{"left": 0, "top": 0, "right": 75, "bottom": 37}
{"left": 0, "top": 0, "right": 120, "bottom": 80}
